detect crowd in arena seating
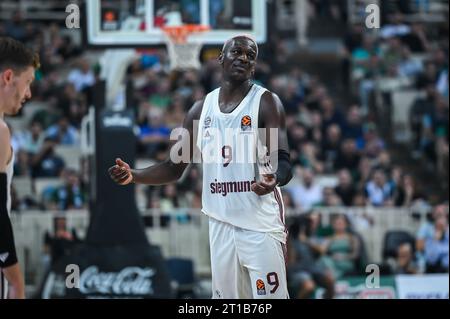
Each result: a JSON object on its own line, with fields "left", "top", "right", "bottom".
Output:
{"left": 1, "top": 2, "right": 448, "bottom": 298}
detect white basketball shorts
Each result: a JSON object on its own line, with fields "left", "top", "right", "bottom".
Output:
{"left": 209, "top": 217, "right": 289, "bottom": 299}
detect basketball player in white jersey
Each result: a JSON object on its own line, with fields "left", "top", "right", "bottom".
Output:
{"left": 109, "top": 35, "right": 293, "bottom": 299}
{"left": 0, "top": 37, "right": 38, "bottom": 299}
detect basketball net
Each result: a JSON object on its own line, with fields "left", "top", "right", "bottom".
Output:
{"left": 162, "top": 24, "right": 210, "bottom": 71}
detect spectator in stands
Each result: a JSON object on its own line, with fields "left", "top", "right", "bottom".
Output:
{"left": 304, "top": 83, "right": 328, "bottom": 112}
{"left": 308, "top": 111, "right": 324, "bottom": 146}
{"left": 436, "top": 70, "right": 448, "bottom": 99}
{"left": 355, "top": 156, "right": 372, "bottom": 191}
{"left": 357, "top": 122, "right": 385, "bottom": 159}
{"left": 410, "top": 83, "right": 438, "bottom": 156}
{"left": 138, "top": 108, "right": 171, "bottom": 158}
{"left": 57, "top": 35, "right": 82, "bottom": 60}
{"left": 45, "top": 115, "right": 79, "bottom": 145}
{"left": 416, "top": 205, "right": 449, "bottom": 272}
{"left": 43, "top": 216, "right": 79, "bottom": 267}
{"left": 4, "top": 11, "right": 27, "bottom": 41}
{"left": 159, "top": 184, "right": 189, "bottom": 223}
{"left": 320, "top": 97, "right": 346, "bottom": 134}
{"left": 382, "top": 37, "right": 404, "bottom": 77}
{"left": 416, "top": 204, "right": 449, "bottom": 273}
{"left": 321, "top": 214, "right": 360, "bottom": 279}
{"left": 13, "top": 149, "right": 30, "bottom": 177}
{"left": 401, "top": 22, "right": 430, "bottom": 53}
{"left": 298, "top": 142, "right": 324, "bottom": 174}
{"left": 287, "top": 214, "right": 335, "bottom": 299}
{"left": 343, "top": 105, "right": 363, "bottom": 140}
{"left": 289, "top": 168, "right": 323, "bottom": 211}
{"left": 417, "top": 61, "right": 438, "bottom": 89}
{"left": 318, "top": 187, "right": 342, "bottom": 207}
{"left": 189, "top": 185, "right": 202, "bottom": 210}
{"left": 398, "top": 46, "right": 424, "bottom": 78}
{"left": 334, "top": 138, "right": 361, "bottom": 176}
{"left": 352, "top": 192, "right": 368, "bottom": 207}
{"left": 342, "top": 24, "right": 364, "bottom": 87}
{"left": 287, "top": 122, "right": 308, "bottom": 156}
{"left": 160, "top": 184, "right": 183, "bottom": 212}
{"left": 380, "top": 13, "right": 411, "bottom": 40}
{"left": 322, "top": 124, "right": 342, "bottom": 173}
{"left": 281, "top": 190, "right": 296, "bottom": 213}
{"left": 431, "top": 95, "right": 449, "bottom": 143}
{"left": 394, "top": 173, "right": 423, "bottom": 207}
{"left": 351, "top": 35, "right": 381, "bottom": 113}
{"left": 417, "top": 95, "right": 446, "bottom": 165}
{"left": 67, "top": 58, "right": 95, "bottom": 92}
{"left": 20, "top": 120, "right": 45, "bottom": 155}
{"left": 57, "top": 83, "right": 87, "bottom": 128}
{"left": 30, "top": 138, "right": 65, "bottom": 178}
{"left": 375, "top": 150, "right": 393, "bottom": 173}
{"left": 45, "top": 168, "right": 86, "bottom": 211}
{"left": 388, "top": 243, "right": 419, "bottom": 274}
{"left": 148, "top": 76, "right": 172, "bottom": 109}
{"left": 165, "top": 97, "right": 187, "bottom": 128}
{"left": 436, "top": 134, "right": 449, "bottom": 190}
{"left": 335, "top": 169, "right": 356, "bottom": 207}
{"left": 365, "top": 169, "right": 394, "bottom": 207}
{"left": 424, "top": 213, "right": 449, "bottom": 273}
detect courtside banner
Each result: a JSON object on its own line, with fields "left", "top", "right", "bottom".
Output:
{"left": 315, "top": 276, "right": 397, "bottom": 299}
{"left": 36, "top": 243, "right": 173, "bottom": 299}
{"left": 396, "top": 274, "right": 449, "bottom": 299}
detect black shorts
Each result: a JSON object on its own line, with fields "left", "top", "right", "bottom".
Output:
{"left": 0, "top": 173, "right": 18, "bottom": 269}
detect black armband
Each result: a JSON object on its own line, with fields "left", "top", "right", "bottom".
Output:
{"left": 275, "top": 150, "right": 293, "bottom": 187}
{"left": 0, "top": 173, "right": 18, "bottom": 268}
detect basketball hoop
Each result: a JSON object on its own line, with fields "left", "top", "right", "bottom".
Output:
{"left": 162, "top": 24, "right": 210, "bottom": 71}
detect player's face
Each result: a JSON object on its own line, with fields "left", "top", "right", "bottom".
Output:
{"left": 221, "top": 38, "right": 257, "bottom": 82}
{"left": 2, "top": 66, "right": 34, "bottom": 115}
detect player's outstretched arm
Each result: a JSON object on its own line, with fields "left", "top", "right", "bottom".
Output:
{"left": 251, "top": 92, "right": 292, "bottom": 196}
{"left": 108, "top": 100, "right": 203, "bottom": 186}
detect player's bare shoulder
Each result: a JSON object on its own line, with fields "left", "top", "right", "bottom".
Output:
{"left": 261, "top": 90, "right": 283, "bottom": 111}
{"left": 183, "top": 98, "right": 205, "bottom": 132}
{"left": 259, "top": 90, "right": 285, "bottom": 127}
{"left": 188, "top": 98, "right": 205, "bottom": 121}
{"left": 0, "top": 119, "right": 11, "bottom": 171}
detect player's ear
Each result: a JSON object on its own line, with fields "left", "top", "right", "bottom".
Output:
{"left": 1, "top": 69, "right": 14, "bottom": 85}
{"left": 218, "top": 51, "right": 224, "bottom": 65}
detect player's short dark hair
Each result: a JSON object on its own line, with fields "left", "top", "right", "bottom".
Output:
{"left": 0, "top": 37, "right": 40, "bottom": 74}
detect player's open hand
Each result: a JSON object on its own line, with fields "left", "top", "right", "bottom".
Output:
{"left": 108, "top": 158, "right": 133, "bottom": 185}
{"left": 251, "top": 174, "right": 277, "bottom": 196}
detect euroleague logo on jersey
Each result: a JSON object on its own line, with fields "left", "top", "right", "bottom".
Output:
{"left": 256, "top": 279, "right": 266, "bottom": 295}
{"left": 241, "top": 115, "right": 252, "bottom": 132}
{"left": 204, "top": 116, "right": 212, "bottom": 128}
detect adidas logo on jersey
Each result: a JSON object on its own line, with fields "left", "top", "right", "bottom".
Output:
{"left": 0, "top": 252, "right": 9, "bottom": 263}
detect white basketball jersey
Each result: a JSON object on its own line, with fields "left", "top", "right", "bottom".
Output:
{"left": 197, "top": 84, "right": 286, "bottom": 244}
{"left": 6, "top": 148, "right": 14, "bottom": 214}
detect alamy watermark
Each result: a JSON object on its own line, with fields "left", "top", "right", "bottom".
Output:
{"left": 66, "top": 264, "right": 80, "bottom": 289}
{"left": 365, "top": 264, "right": 380, "bottom": 288}
{"left": 365, "top": 4, "right": 380, "bottom": 29}
{"left": 169, "top": 122, "right": 280, "bottom": 173}
{"left": 65, "top": 3, "right": 80, "bottom": 29}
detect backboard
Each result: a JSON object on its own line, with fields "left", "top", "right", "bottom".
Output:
{"left": 85, "top": 0, "right": 267, "bottom": 46}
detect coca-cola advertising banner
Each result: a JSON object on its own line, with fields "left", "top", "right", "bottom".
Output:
{"left": 37, "top": 244, "right": 173, "bottom": 299}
